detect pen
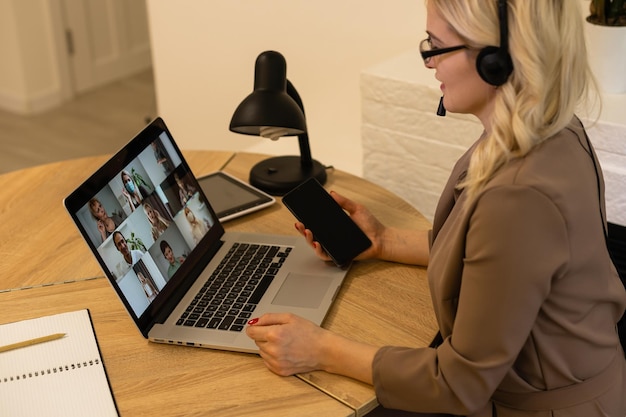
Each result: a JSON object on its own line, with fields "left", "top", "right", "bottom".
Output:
{"left": 0, "top": 333, "right": 66, "bottom": 353}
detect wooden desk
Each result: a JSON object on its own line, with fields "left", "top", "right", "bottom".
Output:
{"left": 223, "top": 153, "right": 438, "bottom": 416}
{"left": 0, "top": 151, "right": 438, "bottom": 416}
{"left": 0, "top": 279, "right": 352, "bottom": 416}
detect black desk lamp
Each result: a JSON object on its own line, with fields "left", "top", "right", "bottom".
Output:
{"left": 229, "top": 50, "right": 327, "bottom": 195}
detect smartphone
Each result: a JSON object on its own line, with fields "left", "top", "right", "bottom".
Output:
{"left": 282, "top": 178, "right": 372, "bottom": 267}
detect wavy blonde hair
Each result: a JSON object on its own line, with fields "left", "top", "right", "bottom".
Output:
{"left": 426, "top": 0, "right": 599, "bottom": 203}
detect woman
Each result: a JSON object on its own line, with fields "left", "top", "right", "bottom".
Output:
{"left": 175, "top": 172, "right": 196, "bottom": 207}
{"left": 184, "top": 206, "right": 209, "bottom": 244}
{"left": 143, "top": 202, "right": 170, "bottom": 241}
{"left": 88, "top": 197, "right": 125, "bottom": 242}
{"left": 121, "top": 170, "right": 143, "bottom": 211}
{"left": 137, "top": 271, "right": 159, "bottom": 302}
{"left": 246, "top": 1, "right": 626, "bottom": 416}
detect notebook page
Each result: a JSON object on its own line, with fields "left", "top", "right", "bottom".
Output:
{"left": 0, "top": 309, "right": 118, "bottom": 417}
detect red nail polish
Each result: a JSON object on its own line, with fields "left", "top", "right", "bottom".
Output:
{"left": 248, "top": 318, "right": 259, "bottom": 325}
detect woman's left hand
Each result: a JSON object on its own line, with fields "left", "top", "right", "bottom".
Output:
{"left": 245, "top": 313, "right": 328, "bottom": 376}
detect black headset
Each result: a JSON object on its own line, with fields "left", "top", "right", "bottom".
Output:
{"left": 476, "top": 0, "right": 514, "bottom": 86}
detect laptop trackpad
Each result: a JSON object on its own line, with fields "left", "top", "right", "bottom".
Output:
{"left": 271, "top": 273, "right": 333, "bottom": 309}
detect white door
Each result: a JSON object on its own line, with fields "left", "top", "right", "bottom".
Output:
{"left": 61, "top": 0, "right": 152, "bottom": 93}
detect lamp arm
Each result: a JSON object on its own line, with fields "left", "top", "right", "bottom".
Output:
{"left": 286, "top": 80, "right": 314, "bottom": 169}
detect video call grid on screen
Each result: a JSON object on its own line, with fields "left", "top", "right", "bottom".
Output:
{"left": 74, "top": 131, "right": 216, "bottom": 318}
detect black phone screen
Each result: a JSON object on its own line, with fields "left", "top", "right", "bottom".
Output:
{"left": 282, "top": 178, "right": 372, "bottom": 267}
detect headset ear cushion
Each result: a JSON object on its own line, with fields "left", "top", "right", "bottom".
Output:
{"left": 476, "top": 46, "right": 513, "bottom": 86}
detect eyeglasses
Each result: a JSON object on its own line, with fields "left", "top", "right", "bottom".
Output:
{"left": 419, "top": 38, "right": 467, "bottom": 65}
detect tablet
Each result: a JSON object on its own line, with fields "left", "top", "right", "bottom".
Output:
{"left": 197, "top": 171, "right": 275, "bottom": 222}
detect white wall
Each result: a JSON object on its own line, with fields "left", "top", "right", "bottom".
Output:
{"left": 362, "top": 50, "right": 626, "bottom": 226}
{"left": 146, "top": 0, "right": 425, "bottom": 176}
{"left": 0, "top": 1, "right": 23, "bottom": 99}
{"left": 0, "top": 0, "right": 70, "bottom": 114}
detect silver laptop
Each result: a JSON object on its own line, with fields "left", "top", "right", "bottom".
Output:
{"left": 64, "top": 117, "right": 348, "bottom": 353}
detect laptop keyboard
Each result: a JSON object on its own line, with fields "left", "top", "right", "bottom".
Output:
{"left": 176, "top": 242, "right": 292, "bottom": 332}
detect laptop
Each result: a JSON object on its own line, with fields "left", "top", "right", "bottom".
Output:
{"left": 64, "top": 117, "right": 348, "bottom": 353}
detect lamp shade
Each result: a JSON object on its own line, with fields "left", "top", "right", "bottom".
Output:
{"left": 228, "top": 50, "right": 327, "bottom": 195}
{"left": 229, "top": 51, "right": 306, "bottom": 136}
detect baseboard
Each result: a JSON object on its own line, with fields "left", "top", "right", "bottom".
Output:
{"left": 0, "top": 87, "right": 66, "bottom": 115}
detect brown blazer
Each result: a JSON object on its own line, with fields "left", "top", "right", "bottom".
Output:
{"left": 373, "top": 118, "right": 626, "bottom": 417}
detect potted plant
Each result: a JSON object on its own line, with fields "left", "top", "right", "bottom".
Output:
{"left": 129, "top": 167, "right": 152, "bottom": 198}
{"left": 126, "top": 232, "right": 147, "bottom": 252}
{"left": 587, "top": 0, "right": 626, "bottom": 25}
{"left": 585, "top": 0, "right": 626, "bottom": 93}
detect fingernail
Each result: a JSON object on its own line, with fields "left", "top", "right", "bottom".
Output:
{"left": 248, "top": 318, "right": 259, "bottom": 325}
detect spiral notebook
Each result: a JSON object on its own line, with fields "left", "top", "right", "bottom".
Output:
{"left": 0, "top": 309, "right": 119, "bottom": 416}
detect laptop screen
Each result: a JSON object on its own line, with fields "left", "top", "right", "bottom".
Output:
{"left": 65, "top": 118, "right": 224, "bottom": 330}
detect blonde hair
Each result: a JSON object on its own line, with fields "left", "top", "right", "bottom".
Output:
{"left": 143, "top": 202, "right": 170, "bottom": 232}
{"left": 426, "top": 0, "right": 600, "bottom": 203}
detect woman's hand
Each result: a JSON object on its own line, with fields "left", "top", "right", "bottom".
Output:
{"left": 294, "top": 190, "right": 431, "bottom": 266}
{"left": 294, "top": 191, "right": 385, "bottom": 261}
{"left": 245, "top": 313, "right": 329, "bottom": 376}
{"left": 96, "top": 220, "right": 107, "bottom": 241}
{"left": 246, "top": 313, "right": 378, "bottom": 383}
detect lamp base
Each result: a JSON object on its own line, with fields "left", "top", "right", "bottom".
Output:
{"left": 249, "top": 155, "right": 327, "bottom": 195}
